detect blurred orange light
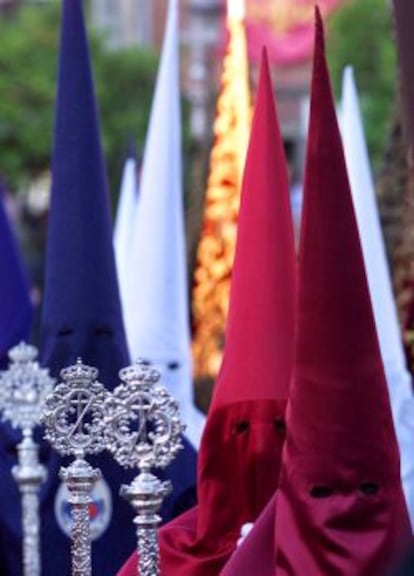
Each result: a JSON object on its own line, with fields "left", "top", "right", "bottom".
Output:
{"left": 191, "top": 6, "right": 251, "bottom": 381}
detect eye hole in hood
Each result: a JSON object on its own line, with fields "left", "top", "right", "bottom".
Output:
{"left": 359, "top": 482, "right": 379, "bottom": 496}
{"left": 310, "top": 485, "right": 334, "bottom": 498}
{"left": 234, "top": 421, "right": 250, "bottom": 435}
{"left": 95, "top": 325, "right": 113, "bottom": 336}
{"left": 167, "top": 362, "right": 180, "bottom": 370}
{"left": 58, "top": 327, "right": 73, "bottom": 336}
{"left": 274, "top": 418, "right": 286, "bottom": 436}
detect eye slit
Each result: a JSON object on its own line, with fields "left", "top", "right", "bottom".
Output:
{"left": 95, "top": 326, "right": 113, "bottom": 336}
{"left": 58, "top": 327, "right": 73, "bottom": 336}
{"left": 167, "top": 362, "right": 180, "bottom": 371}
{"left": 310, "top": 485, "right": 334, "bottom": 498}
{"left": 359, "top": 482, "right": 379, "bottom": 496}
{"left": 234, "top": 421, "right": 250, "bottom": 435}
{"left": 274, "top": 418, "right": 286, "bottom": 435}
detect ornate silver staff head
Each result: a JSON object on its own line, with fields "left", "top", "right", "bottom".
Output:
{"left": 0, "top": 341, "right": 55, "bottom": 435}
{"left": 105, "top": 359, "right": 184, "bottom": 472}
{"left": 105, "top": 360, "right": 185, "bottom": 576}
{"left": 41, "top": 358, "right": 111, "bottom": 576}
{"left": 41, "top": 357, "right": 109, "bottom": 459}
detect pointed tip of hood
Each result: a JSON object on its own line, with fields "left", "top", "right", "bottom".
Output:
{"left": 260, "top": 45, "right": 269, "bottom": 68}
{"left": 210, "top": 47, "right": 296, "bottom": 409}
{"left": 41, "top": 0, "right": 128, "bottom": 384}
{"left": 314, "top": 5, "right": 324, "bottom": 47}
{"left": 287, "top": 9, "right": 400, "bottom": 479}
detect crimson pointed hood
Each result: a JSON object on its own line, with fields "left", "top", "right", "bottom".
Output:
{"left": 117, "top": 47, "right": 296, "bottom": 576}
{"left": 209, "top": 51, "right": 294, "bottom": 411}
{"left": 273, "top": 9, "right": 411, "bottom": 575}
{"left": 196, "top": 45, "right": 295, "bottom": 539}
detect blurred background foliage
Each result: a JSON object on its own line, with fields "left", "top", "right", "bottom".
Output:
{"left": 327, "top": 0, "right": 397, "bottom": 173}
{"left": 0, "top": 0, "right": 158, "bottom": 200}
{"left": 0, "top": 0, "right": 397, "bottom": 194}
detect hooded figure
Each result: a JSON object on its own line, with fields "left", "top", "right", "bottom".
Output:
{"left": 38, "top": 1, "right": 196, "bottom": 574}
{"left": 340, "top": 66, "right": 414, "bottom": 527}
{"left": 274, "top": 9, "right": 411, "bottom": 575}
{"left": 117, "top": 47, "right": 296, "bottom": 576}
{"left": 119, "top": 0, "right": 205, "bottom": 449}
{"left": 220, "top": 10, "right": 411, "bottom": 576}
{"left": 0, "top": 186, "right": 33, "bottom": 575}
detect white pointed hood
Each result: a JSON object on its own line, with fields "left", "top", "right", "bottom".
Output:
{"left": 341, "top": 65, "right": 414, "bottom": 527}
{"left": 124, "top": 0, "right": 205, "bottom": 448}
{"left": 114, "top": 154, "right": 138, "bottom": 328}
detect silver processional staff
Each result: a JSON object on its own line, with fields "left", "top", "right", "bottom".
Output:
{"left": 0, "top": 342, "right": 54, "bottom": 576}
{"left": 41, "top": 358, "right": 109, "bottom": 576}
{"left": 105, "top": 360, "right": 184, "bottom": 576}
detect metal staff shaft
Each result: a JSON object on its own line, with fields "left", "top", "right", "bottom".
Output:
{"left": 61, "top": 459, "right": 101, "bottom": 576}
{"left": 121, "top": 471, "right": 170, "bottom": 576}
{"left": 136, "top": 525, "right": 159, "bottom": 576}
{"left": 12, "top": 434, "right": 46, "bottom": 576}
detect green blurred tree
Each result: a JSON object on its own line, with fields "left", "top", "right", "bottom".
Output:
{"left": 327, "top": 0, "right": 396, "bottom": 172}
{"left": 0, "top": 1, "right": 158, "bottom": 202}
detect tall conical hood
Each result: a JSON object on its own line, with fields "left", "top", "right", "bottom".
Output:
{"left": 340, "top": 66, "right": 410, "bottom": 393}
{"left": 210, "top": 47, "right": 295, "bottom": 409}
{"left": 274, "top": 11, "right": 410, "bottom": 575}
{"left": 41, "top": 0, "right": 127, "bottom": 383}
{"left": 121, "top": 0, "right": 205, "bottom": 448}
{"left": 125, "top": 0, "right": 186, "bottom": 361}
{"left": 197, "top": 46, "right": 295, "bottom": 550}
{"left": 0, "top": 187, "right": 32, "bottom": 365}
{"left": 114, "top": 153, "right": 139, "bottom": 327}
{"left": 341, "top": 66, "right": 414, "bottom": 527}
{"left": 38, "top": 2, "right": 138, "bottom": 573}
{"left": 37, "top": 2, "right": 196, "bottom": 575}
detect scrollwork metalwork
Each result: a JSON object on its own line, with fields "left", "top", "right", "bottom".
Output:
{"left": 0, "top": 341, "right": 55, "bottom": 433}
{"left": 41, "top": 358, "right": 109, "bottom": 576}
{"left": 105, "top": 360, "right": 184, "bottom": 470}
{"left": 105, "top": 360, "right": 184, "bottom": 576}
{"left": 42, "top": 358, "right": 108, "bottom": 458}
